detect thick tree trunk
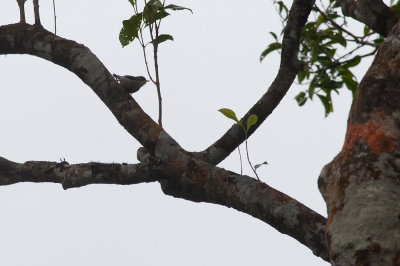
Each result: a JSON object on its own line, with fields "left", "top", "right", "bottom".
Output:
{"left": 319, "top": 22, "right": 400, "bottom": 264}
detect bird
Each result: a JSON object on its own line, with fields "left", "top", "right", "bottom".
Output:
{"left": 113, "top": 74, "right": 149, "bottom": 93}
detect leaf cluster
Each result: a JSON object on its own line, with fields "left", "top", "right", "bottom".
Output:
{"left": 261, "top": 0, "right": 393, "bottom": 116}
{"left": 119, "top": 0, "right": 192, "bottom": 47}
{"left": 218, "top": 108, "right": 268, "bottom": 178}
{"left": 218, "top": 108, "right": 258, "bottom": 133}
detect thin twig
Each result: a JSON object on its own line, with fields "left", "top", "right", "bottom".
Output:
{"left": 135, "top": 0, "right": 155, "bottom": 83}
{"left": 153, "top": 23, "right": 162, "bottom": 126}
{"left": 52, "top": 0, "right": 56, "bottom": 34}
{"left": 139, "top": 28, "right": 156, "bottom": 83}
{"left": 156, "top": 0, "right": 165, "bottom": 28}
{"left": 314, "top": 5, "right": 376, "bottom": 47}
{"left": 237, "top": 146, "right": 243, "bottom": 175}
{"left": 244, "top": 135, "right": 259, "bottom": 180}
{"left": 343, "top": 38, "right": 375, "bottom": 47}
{"left": 33, "top": 0, "right": 41, "bottom": 25}
{"left": 137, "top": 0, "right": 163, "bottom": 126}
{"left": 145, "top": 3, "right": 163, "bottom": 126}
{"left": 16, "top": 0, "right": 27, "bottom": 23}
{"left": 335, "top": 47, "right": 377, "bottom": 63}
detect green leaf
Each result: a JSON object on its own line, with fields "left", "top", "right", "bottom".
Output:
{"left": 269, "top": 31, "right": 278, "bottom": 41}
{"left": 165, "top": 4, "right": 193, "bottom": 13}
{"left": 295, "top": 92, "right": 307, "bottom": 106}
{"left": 373, "top": 36, "right": 384, "bottom": 44}
{"left": 260, "top": 42, "right": 282, "bottom": 61}
{"left": 150, "top": 34, "right": 174, "bottom": 45}
{"left": 218, "top": 108, "right": 239, "bottom": 123}
{"left": 308, "top": 76, "right": 318, "bottom": 99}
{"left": 143, "top": 0, "right": 169, "bottom": 25}
{"left": 363, "top": 26, "right": 370, "bottom": 36}
{"left": 344, "top": 56, "right": 361, "bottom": 68}
{"left": 275, "top": 1, "right": 288, "bottom": 19}
{"left": 119, "top": 13, "right": 143, "bottom": 47}
{"left": 317, "top": 94, "right": 332, "bottom": 117}
{"left": 308, "top": 84, "right": 315, "bottom": 100}
{"left": 331, "top": 33, "right": 347, "bottom": 47}
{"left": 144, "top": 10, "right": 170, "bottom": 25}
{"left": 254, "top": 161, "right": 268, "bottom": 170}
{"left": 342, "top": 75, "right": 358, "bottom": 92}
{"left": 323, "top": 80, "right": 343, "bottom": 90}
{"left": 148, "top": 0, "right": 163, "bottom": 8}
{"left": 246, "top": 114, "right": 258, "bottom": 131}
{"left": 119, "top": 27, "right": 133, "bottom": 47}
{"left": 297, "top": 71, "right": 308, "bottom": 83}
{"left": 315, "top": 14, "right": 325, "bottom": 28}
{"left": 128, "top": 0, "right": 137, "bottom": 8}
{"left": 326, "top": 48, "right": 337, "bottom": 57}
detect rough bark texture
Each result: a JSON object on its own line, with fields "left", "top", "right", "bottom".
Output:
{"left": 197, "top": 0, "right": 315, "bottom": 165}
{"left": 319, "top": 21, "right": 400, "bottom": 265}
{"left": 5, "top": 0, "right": 400, "bottom": 264}
{"left": 0, "top": 21, "right": 329, "bottom": 261}
{"left": 152, "top": 148, "right": 329, "bottom": 260}
{"left": 0, "top": 23, "right": 166, "bottom": 150}
{"left": 340, "top": 0, "right": 399, "bottom": 37}
{"left": 0, "top": 156, "right": 159, "bottom": 189}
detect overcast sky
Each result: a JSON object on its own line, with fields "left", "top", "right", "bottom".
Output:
{"left": 0, "top": 0, "right": 370, "bottom": 265}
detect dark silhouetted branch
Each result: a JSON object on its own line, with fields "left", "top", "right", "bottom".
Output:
{"left": 197, "top": 0, "right": 316, "bottom": 165}
{"left": 340, "top": 0, "right": 399, "bottom": 36}
{"left": 0, "top": 156, "right": 159, "bottom": 189}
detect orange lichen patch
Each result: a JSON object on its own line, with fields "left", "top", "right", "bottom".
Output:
{"left": 343, "top": 115, "right": 399, "bottom": 155}
{"left": 327, "top": 207, "right": 338, "bottom": 226}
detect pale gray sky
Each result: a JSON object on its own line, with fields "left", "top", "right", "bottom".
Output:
{"left": 0, "top": 0, "right": 365, "bottom": 265}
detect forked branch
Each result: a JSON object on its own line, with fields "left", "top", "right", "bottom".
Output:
{"left": 198, "top": 0, "right": 316, "bottom": 165}
{"left": 0, "top": 21, "right": 328, "bottom": 261}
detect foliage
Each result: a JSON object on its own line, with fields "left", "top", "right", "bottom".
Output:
{"left": 218, "top": 108, "right": 258, "bottom": 135}
{"left": 119, "top": 0, "right": 192, "bottom": 47}
{"left": 218, "top": 108, "right": 268, "bottom": 180}
{"left": 118, "top": 0, "right": 192, "bottom": 126}
{"left": 260, "top": 0, "right": 395, "bottom": 116}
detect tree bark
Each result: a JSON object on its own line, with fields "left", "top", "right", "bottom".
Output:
{"left": 198, "top": 0, "right": 315, "bottom": 165}
{"left": 340, "top": 0, "right": 399, "bottom": 37}
{"left": 33, "top": 0, "right": 41, "bottom": 26}
{"left": 0, "top": 156, "right": 159, "bottom": 188}
{"left": 16, "top": 0, "right": 26, "bottom": 23}
{"left": 0, "top": 23, "right": 329, "bottom": 261}
{"left": 319, "top": 21, "right": 400, "bottom": 265}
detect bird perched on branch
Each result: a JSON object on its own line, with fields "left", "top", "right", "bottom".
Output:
{"left": 113, "top": 74, "right": 149, "bottom": 93}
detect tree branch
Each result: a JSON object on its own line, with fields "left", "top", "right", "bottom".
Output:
{"left": 33, "top": 0, "right": 41, "bottom": 26}
{"left": 197, "top": 0, "right": 316, "bottom": 165}
{"left": 16, "top": 0, "right": 26, "bottom": 24}
{"left": 339, "top": 0, "right": 399, "bottom": 37}
{"left": 0, "top": 156, "right": 159, "bottom": 189}
{"left": 314, "top": 4, "right": 375, "bottom": 47}
{"left": 0, "top": 152, "right": 329, "bottom": 261}
{"left": 0, "top": 23, "right": 176, "bottom": 154}
{"left": 0, "top": 22, "right": 329, "bottom": 260}
{"left": 154, "top": 148, "right": 329, "bottom": 261}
